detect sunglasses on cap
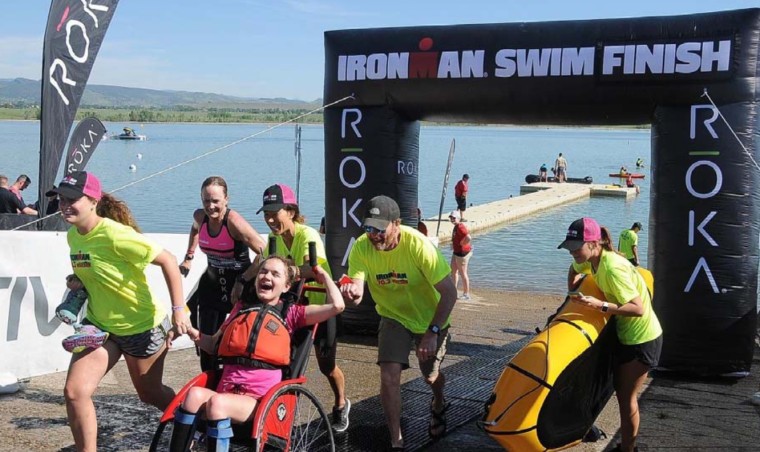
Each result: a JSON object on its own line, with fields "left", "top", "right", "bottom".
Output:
{"left": 363, "top": 225, "right": 387, "bottom": 235}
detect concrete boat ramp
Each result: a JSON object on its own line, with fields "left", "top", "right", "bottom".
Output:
{"left": 423, "top": 182, "right": 637, "bottom": 244}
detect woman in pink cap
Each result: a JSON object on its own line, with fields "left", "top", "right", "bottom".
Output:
{"left": 50, "top": 171, "right": 190, "bottom": 452}
{"left": 558, "top": 217, "right": 662, "bottom": 452}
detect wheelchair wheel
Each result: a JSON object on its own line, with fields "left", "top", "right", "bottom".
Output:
{"left": 149, "top": 420, "right": 174, "bottom": 451}
{"left": 255, "top": 384, "right": 335, "bottom": 452}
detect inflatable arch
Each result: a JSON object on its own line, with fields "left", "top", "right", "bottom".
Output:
{"left": 323, "top": 9, "right": 760, "bottom": 376}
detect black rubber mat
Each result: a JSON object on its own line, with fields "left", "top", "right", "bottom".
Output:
{"left": 336, "top": 335, "right": 534, "bottom": 451}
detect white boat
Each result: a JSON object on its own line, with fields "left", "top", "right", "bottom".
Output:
{"left": 107, "top": 127, "right": 147, "bottom": 141}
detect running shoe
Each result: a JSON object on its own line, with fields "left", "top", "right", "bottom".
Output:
{"left": 62, "top": 325, "right": 109, "bottom": 353}
{"left": 56, "top": 288, "right": 88, "bottom": 325}
{"left": 331, "top": 398, "right": 351, "bottom": 433}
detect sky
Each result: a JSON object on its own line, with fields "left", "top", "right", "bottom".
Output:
{"left": 1, "top": 1, "right": 758, "bottom": 102}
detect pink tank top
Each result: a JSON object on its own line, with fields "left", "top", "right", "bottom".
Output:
{"left": 198, "top": 209, "right": 250, "bottom": 270}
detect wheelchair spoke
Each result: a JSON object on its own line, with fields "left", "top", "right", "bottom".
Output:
{"left": 258, "top": 385, "right": 335, "bottom": 452}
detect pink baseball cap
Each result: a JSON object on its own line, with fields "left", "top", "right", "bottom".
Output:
{"left": 558, "top": 217, "right": 601, "bottom": 251}
{"left": 46, "top": 171, "right": 102, "bottom": 201}
{"left": 257, "top": 183, "right": 297, "bottom": 214}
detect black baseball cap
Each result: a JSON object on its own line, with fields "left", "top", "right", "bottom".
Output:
{"left": 46, "top": 171, "right": 102, "bottom": 200}
{"left": 558, "top": 217, "right": 602, "bottom": 251}
{"left": 632, "top": 222, "right": 643, "bottom": 229}
{"left": 363, "top": 195, "right": 400, "bottom": 230}
{"left": 257, "top": 183, "right": 297, "bottom": 214}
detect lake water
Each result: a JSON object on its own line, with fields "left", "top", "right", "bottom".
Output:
{"left": 0, "top": 121, "right": 650, "bottom": 294}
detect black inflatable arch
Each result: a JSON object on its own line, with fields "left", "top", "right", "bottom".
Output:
{"left": 323, "top": 9, "right": 760, "bottom": 376}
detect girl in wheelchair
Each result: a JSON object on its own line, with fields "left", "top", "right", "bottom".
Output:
{"left": 169, "top": 255, "right": 344, "bottom": 452}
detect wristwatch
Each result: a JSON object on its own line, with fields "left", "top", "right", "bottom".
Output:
{"left": 601, "top": 302, "right": 609, "bottom": 313}
{"left": 184, "top": 254, "right": 194, "bottom": 261}
{"left": 428, "top": 324, "right": 441, "bottom": 335}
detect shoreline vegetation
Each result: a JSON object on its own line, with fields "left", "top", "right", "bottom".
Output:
{"left": 0, "top": 105, "right": 324, "bottom": 124}
{"left": 0, "top": 106, "right": 651, "bottom": 129}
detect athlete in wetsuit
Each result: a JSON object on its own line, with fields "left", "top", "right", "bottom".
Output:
{"left": 180, "top": 176, "right": 266, "bottom": 371}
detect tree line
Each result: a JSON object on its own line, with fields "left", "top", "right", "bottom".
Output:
{"left": 0, "top": 105, "right": 323, "bottom": 124}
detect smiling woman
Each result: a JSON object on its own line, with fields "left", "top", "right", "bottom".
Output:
{"left": 180, "top": 176, "right": 267, "bottom": 371}
{"left": 49, "top": 170, "right": 190, "bottom": 452}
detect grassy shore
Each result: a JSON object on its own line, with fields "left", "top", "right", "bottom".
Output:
{"left": 0, "top": 106, "right": 324, "bottom": 124}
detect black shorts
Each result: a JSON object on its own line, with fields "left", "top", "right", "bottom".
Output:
{"left": 456, "top": 197, "right": 467, "bottom": 211}
{"left": 314, "top": 314, "right": 342, "bottom": 360}
{"left": 615, "top": 335, "right": 663, "bottom": 368}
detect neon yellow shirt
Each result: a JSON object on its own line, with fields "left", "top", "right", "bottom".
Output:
{"left": 265, "top": 222, "right": 331, "bottom": 305}
{"left": 594, "top": 250, "right": 662, "bottom": 345}
{"left": 572, "top": 261, "right": 592, "bottom": 275}
{"left": 67, "top": 218, "right": 165, "bottom": 335}
{"left": 618, "top": 229, "right": 639, "bottom": 260}
{"left": 348, "top": 225, "right": 451, "bottom": 333}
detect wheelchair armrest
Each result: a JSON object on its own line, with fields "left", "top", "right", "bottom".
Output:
{"left": 158, "top": 370, "right": 215, "bottom": 423}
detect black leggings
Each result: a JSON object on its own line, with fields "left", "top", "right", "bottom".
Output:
{"left": 186, "top": 268, "right": 239, "bottom": 371}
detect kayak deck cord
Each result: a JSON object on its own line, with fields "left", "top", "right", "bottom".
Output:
{"left": 11, "top": 95, "right": 354, "bottom": 231}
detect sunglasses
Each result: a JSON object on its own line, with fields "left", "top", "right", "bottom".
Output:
{"left": 363, "top": 225, "right": 387, "bottom": 235}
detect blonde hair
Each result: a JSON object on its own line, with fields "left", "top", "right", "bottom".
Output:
{"left": 96, "top": 193, "right": 141, "bottom": 232}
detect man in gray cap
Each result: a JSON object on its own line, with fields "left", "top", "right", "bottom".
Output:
{"left": 618, "top": 222, "right": 643, "bottom": 266}
{"left": 340, "top": 195, "right": 458, "bottom": 450}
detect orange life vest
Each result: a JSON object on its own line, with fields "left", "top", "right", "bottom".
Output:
{"left": 215, "top": 303, "right": 292, "bottom": 369}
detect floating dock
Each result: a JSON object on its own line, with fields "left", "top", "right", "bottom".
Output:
{"left": 424, "top": 182, "right": 637, "bottom": 244}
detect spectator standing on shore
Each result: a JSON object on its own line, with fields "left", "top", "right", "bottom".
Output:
{"left": 341, "top": 195, "right": 458, "bottom": 450}
{"left": 554, "top": 153, "right": 568, "bottom": 183}
{"left": 454, "top": 174, "right": 469, "bottom": 222}
{"left": 0, "top": 175, "right": 36, "bottom": 215}
{"left": 449, "top": 211, "right": 472, "bottom": 300}
{"left": 619, "top": 222, "right": 643, "bottom": 267}
{"left": 9, "top": 174, "right": 31, "bottom": 203}
{"left": 559, "top": 217, "right": 662, "bottom": 452}
{"left": 179, "top": 176, "right": 267, "bottom": 372}
{"left": 34, "top": 188, "right": 60, "bottom": 215}
{"left": 10, "top": 174, "right": 38, "bottom": 215}
{"left": 539, "top": 163, "right": 549, "bottom": 182}
{"left": 51, "top": 171, "right": 190, "bottom": 452}
{"left": 417, "top": 207, "right": 429, "bottom": 236}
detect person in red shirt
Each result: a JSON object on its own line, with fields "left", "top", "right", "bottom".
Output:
{"left": 449, "top": 211, "right": 472, "bottom": 300}
{"left": 454, "top": 174, "right": 469, "bottom": 222}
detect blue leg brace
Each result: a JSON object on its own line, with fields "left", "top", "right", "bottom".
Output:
{"left": 169, "top": 406, "right": 198, "bottom": 452}
{"left": 206, "top": 417, "right": 233, "bottom": 452}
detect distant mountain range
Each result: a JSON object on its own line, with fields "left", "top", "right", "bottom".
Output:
{"left": 0, "top": 78, "right": 321, "bottom": 109}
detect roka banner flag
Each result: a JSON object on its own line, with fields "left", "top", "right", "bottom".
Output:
{"left": 64, "top": 117, "right": 106, "bottom": 175}
{"left": 38, "top": 0, "right": 119, "bottom": 215}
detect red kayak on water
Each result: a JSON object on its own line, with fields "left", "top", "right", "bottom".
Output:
{"left": 609, "top": 173, "right": 645, "bottom": 178}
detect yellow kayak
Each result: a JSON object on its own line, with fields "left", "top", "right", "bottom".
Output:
{"left": 480, "top": 268, "right": 653, "bottom": 451}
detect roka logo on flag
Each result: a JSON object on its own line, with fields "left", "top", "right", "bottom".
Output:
{"left": 38, "top": 0, "right": 119, "bottom": 217}
{"left": 64, "top": 117, "right": 106, "bottom": 175}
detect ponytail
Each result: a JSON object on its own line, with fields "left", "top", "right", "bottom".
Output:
{"left": 96, "top": 193, "right": 141, "bottom": 233}
{"left": 599, "top": 226, "right": 614, "bottom": 252}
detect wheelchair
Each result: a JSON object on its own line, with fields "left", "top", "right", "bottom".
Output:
{"left": 149, "top": 284, "right": 335, "bottom": 452}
